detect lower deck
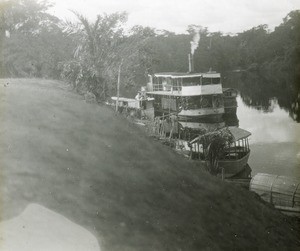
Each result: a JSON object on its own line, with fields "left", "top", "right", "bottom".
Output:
{"left": 148, "top": 93, "right": 225, "bottom": 120}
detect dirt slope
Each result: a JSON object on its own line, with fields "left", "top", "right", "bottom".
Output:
{"left": 0, "top": 79, "right": 299, "bottom": 250}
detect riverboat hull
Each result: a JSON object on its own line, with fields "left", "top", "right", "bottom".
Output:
{"left": 195, "top": 152, "right": 251, "bottom": 178}
{"left": 176, "top": 137, "right": 251, "bottom": 178}
{"left": 188, "top": 151, "right": 251, "bottom": 178}
{"left": 215, "top": 151, "right": 250, "bottom": 178}
{"left": 178, "top": 121, "right": 225, "bottom": 131}
{"left": 224, "top": 107, "right": 237, "bottom": 114}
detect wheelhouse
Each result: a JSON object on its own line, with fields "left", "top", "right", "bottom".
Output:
{"left": 147, "top": 72, "right": 222, "bottom": 95}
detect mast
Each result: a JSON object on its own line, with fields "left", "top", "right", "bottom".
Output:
{"left": 115, "top": 62, "right": 122, "bottom": 112}
{"left": 188, "top": 54, "right": 194, "bottom": 73}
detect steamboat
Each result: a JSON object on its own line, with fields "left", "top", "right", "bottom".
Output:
{"left": 146, "top": 71, "right": 225, "bottom": 130}
{"left": 111, "top": 36, "right": 249, "bottom": 178}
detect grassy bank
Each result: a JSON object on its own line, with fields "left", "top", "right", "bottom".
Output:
{"left": 0, "top": 78, "right": 299, "bottom": 250}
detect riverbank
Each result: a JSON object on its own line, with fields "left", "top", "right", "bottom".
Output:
{"left": 0, "top": 78, "right": 299, "bottom": 250}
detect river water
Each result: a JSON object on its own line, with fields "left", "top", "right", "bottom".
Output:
{"left": 236, "top": 96, "right": 300, "bottom": 178}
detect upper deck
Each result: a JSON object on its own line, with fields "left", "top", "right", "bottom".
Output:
{"left": 146, "top": 71, "right": 223, "bottom": 96}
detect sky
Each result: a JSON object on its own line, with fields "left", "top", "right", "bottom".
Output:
{"left": 48, "top": 0, "right": 300, "bottom": 34}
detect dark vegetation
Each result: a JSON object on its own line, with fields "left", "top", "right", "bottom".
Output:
{"left": 0, "top": 0, "right": 299, "bottom": 120}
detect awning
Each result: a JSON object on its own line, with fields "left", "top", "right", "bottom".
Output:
{"left": 227, "top": 126, "right": 251, "bottom": 141}
{"left": 153, "top": 72, "right": 221, "bottom": 79}
{"left": 189, "top": 126, "right": 251, "bottom": 144}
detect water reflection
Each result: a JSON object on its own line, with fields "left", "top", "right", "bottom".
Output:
{"left": 237, "top": 96, "right": 300, "bottom": 178}
{"left": 224, "top": 71, "right": 300, "bottom": 177}
{"left": 238, "top": 97, "right": 300, "bottom": 144}
{"left": 223, "top": 72, "right": 300, "bottom": 122}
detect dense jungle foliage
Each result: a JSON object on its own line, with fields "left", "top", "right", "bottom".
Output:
{"left": 0, "top": 0, "right": 299, "bottom": 120}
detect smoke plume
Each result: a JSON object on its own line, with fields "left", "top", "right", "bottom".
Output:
{"left": 190, "top": 30, "right": 200, "bottom": 55}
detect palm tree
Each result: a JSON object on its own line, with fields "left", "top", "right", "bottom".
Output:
{"left": 61, "top": 12, "right": 155, "bottom": 101}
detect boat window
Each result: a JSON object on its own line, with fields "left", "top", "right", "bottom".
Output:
{"left": 202, "top": 77, "right": 220, "bottom": 85}
{"left": 182, "top": 95, "right": 213, "bottom": 109}
{"left": 153, "top": 77, "right": 163, "bottom": 91}
{"left": 162, "top": 78, "right": 172, "bottom": 91}
{"left": 212, "top": 78, "right": 220, "bottom": 84}
{"left": 182, "top": 77, "right": 201, "bottom": 86}
{"left": 224, "top": 91, "right": 231, "bottom": 97}
{"left": 172, "top": 78, "right": 182, "bottom": 91}
{"left": 153, "top": 76, "right": 157, "bottom": 85}
{"left": 202, "top": 78, "right": 211, "bottom": 85}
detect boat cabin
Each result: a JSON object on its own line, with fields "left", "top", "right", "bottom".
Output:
{"left": 111, "top": 96, "right": 155, "bottom": 119}
{"left": 146, "top": 72, "right": 225, "bottom": 119}
{"left": 147, "top": 72, "right": 223, "bottom": 96}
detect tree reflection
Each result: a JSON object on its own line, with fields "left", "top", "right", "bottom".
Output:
{"left": 225, "top": 72, "right": 300, "bottom": 122}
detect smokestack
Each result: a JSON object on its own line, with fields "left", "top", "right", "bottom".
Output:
{"left": 188, "top": 54, "right": 194, "bottom": 73}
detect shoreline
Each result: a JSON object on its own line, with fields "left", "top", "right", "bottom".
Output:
{"left": 1, "top": 78, "right": 299, "bottom": 250}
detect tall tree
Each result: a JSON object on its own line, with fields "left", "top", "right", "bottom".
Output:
{"left": 0, "top": 0, "right": 72, "bottom": 78}
{"left": 61, "top": 12, "right": 156, "bottom": 100}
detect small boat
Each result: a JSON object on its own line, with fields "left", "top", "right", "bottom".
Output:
{"left": 111, "top": 97, "right": 141, "bottom": 109}
{"left": 188, "top": 126, "right": 251, "bottom": 178}
{"left": 111, "top": 96, "right": 155, "bottom": 119}
{"left": 250, "top": 173, "right": 300, "bottom": 217}
{"left": 223, "top": 88, "right": 238, "bottom": 114}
